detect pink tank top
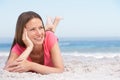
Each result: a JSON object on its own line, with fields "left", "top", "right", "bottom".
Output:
{"left": 11, "top": 31, "right": 58, "bottom": 67}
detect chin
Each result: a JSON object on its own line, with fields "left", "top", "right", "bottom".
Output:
{"left": 35, "top": 42, "right": 43, "bottom": 45}
{"left": 33, "top": 40, "right": 44, "bottom": 45}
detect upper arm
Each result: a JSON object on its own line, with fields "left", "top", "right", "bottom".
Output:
{"left": 45, "top": 31, "right": 64, "bottom": 70}
{"left": 50, "top": 42, "right": 64, "bottom": 69}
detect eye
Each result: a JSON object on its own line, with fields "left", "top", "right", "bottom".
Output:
{"left": 30, "top": 28, "right": 35, "bottom": 31}
{"left": 39, "top": 26, "right": 44, "bottom": 30}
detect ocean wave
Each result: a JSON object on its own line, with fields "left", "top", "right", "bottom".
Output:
{"left": 62, "top": 52, "right": 120, "bottom": 58}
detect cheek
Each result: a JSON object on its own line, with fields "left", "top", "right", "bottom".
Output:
{"left": 42, "top": 29, "right": 45, "bottom": 35}
{"left": 27, "top": 32, "right": 33, "bottom": 40}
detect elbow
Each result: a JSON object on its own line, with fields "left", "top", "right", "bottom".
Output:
{"left": 61, "top": 66, "right": 64, "bottom": 72}
{"left": 39, "top": 67, "right": 64, "bottom": 75}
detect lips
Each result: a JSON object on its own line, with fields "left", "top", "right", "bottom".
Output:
{"left": 34, "top": 36, "right": 44, "bottom": 41}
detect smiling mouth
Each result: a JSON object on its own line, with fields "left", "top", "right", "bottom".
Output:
{"left": 34, "top": 36, "right": 44, "bottom": 41}
{"left": 35, "top": 38, "right": 42, "bottom": 41}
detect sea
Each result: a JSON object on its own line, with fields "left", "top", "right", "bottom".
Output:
{"left": 1, "top": 37, "right": 120, "bottom": 55}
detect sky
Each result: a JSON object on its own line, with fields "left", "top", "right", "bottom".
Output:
{"left": 0, "top": 0, "right": 120, "bottom": 39}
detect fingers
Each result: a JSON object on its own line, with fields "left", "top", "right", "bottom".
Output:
{"left": 5, "top": 60, "right": 26, "bottom": 72}
{"left": 12, "top": 65, "right": 25, "bottom": 73}
{"left": 22, "top": 28, "right": 30, "bottom": 43}
{"left": 6, "top": 65, "right": 20, "bottom": 72}
{"left": 6, "top": 65, "right": 24, "bottom": 73}
{"left": 3, "top": 64, "right": 9, "bottom": 70}
{"left": 6, "top": 60, "right": 21, "bottom": 68}
{"left": 22, "top": 28, "right": 27, "bottom": 41}
{"left": 22, "top": 28, "right": 33, "bottom": 48}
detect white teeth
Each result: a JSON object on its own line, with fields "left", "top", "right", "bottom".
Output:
{"left": 34, "top": 36, "right": 44, "bottom": 41}
{"left": 35, "top": 38, "right": 42, "bottom": 40}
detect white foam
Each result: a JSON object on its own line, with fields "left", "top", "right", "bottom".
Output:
{"left": 62, "top": 52, "right": 120, "bottom": 58}
{"left": 0, "top": 52, "right": 9, "bottom": 56}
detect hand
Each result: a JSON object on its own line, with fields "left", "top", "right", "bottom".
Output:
{"left": 5, "top": 59, "right": 32, "bottom": 72}
{"left": 22, "top": 28, "right": 33, "bottom": 49}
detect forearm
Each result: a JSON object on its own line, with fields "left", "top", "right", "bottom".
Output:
{"left": 18, "top": 47, "right": 32, "bottom": 60}
{"left": 5, "top": 47, "right": 32, "bottom": 67}
{"left": 30, "top": 62, "right": 64, "bottom": 74}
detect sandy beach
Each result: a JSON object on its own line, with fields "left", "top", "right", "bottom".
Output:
{"left": 0, "top": 52, "right": 120, "bottom": 80}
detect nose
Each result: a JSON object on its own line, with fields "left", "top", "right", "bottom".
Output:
{"left": 35, "top": 29, "right": 41, "bottom": 35}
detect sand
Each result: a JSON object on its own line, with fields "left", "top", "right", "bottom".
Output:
{"left": 0, "top": 52, "right": 120, "bottom": 80}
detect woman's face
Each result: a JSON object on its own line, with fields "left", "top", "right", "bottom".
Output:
{"left": 25, "top": 18, "right": 45, "bottom": 46}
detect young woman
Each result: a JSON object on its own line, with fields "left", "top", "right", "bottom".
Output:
{"left": 4, "top": 11, "right": 64, "bottom": 74}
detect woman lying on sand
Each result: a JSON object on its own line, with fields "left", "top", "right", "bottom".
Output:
{"left": 4, "top": 11, "right": 64, "bottom": 74}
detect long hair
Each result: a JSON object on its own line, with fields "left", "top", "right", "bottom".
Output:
{"left": 8, "top": 11, "right": 45, "bottom": 59}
